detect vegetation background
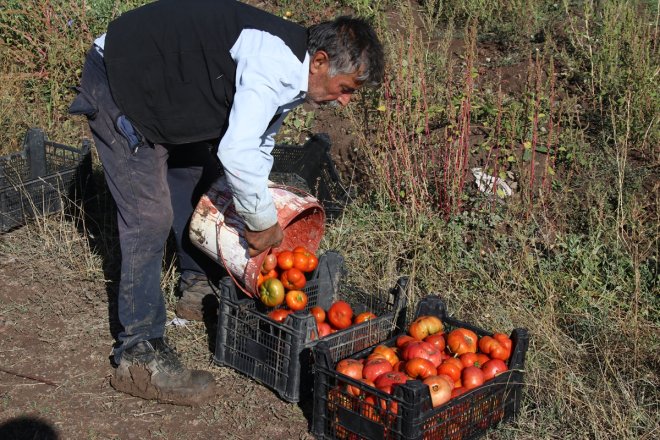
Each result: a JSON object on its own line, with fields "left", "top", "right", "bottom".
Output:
{"left": 0, "top": 0, "right": 658, "bottom": 439}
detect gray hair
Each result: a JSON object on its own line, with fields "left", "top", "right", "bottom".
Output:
{"left": 307, "top": 16, "right": 385, "bottom": 87}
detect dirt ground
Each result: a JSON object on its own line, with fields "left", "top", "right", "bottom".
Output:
{"left": 0, "top": 247, "right": 322, "bottom": 440}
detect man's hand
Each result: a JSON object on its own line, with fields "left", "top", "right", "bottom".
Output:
{"left": 244, "top": 222, "right": 284, "bottom": 257}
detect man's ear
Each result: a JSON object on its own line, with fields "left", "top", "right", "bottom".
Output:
{"left": 310, "top": 50, "right": 329, "bottom": 74}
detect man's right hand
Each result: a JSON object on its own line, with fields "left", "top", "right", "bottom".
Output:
{"left": 244, "top": 222, "right": 284, "bottom": 257}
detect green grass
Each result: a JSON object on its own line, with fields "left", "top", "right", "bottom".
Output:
{"left": 1, "top": 0, "right": 658, "bottom": 438}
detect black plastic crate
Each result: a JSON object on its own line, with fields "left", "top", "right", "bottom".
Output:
{"left": 270, "top": 134, "right": 349, "bottom": 221}
{"left": 213, "top": 250, "right": 409, "bottom": 403}
{"left": 0, "top": 128, "right": 92, "bottom": 232}
{"left": 312, "top": 296, "right": 529, "bottom": 440}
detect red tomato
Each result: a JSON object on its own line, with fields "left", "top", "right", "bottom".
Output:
{"left": 404, "top": 357, "right": 437, "bottom": 379}
{"left": 291, "top": 246, "right": 319, "bottom": 272}
{"left": 310, "top": 306, "right": 325, "bottom": 323}
{"left": 481, "top": 359, "right": 508, "bottom": 381}
{"left": 408, "top": 315, "right": 444, "bottom": 340}
{"left": 317, "top": 321, "right": 332, "bottom": 338}
{"left": 461, "top": 366, "right": 485, "bottom": 390}
{"left": 401, "top": 340, "right": 442, "bottom": 367}
{"left": 479, "top": 333, "right": 512, "bottom": 361}
{"left": 268, "top": 308, "right": 291, "bottom": 323}
{"left": 280, "top": 268, "right": 306, "bottom": 290}
{"left": 373, "top": 371, "right": 408, "bottom": 394}
{"left": 285, "top": 290, "right": 308, "bottom": 311}
{"left": 371, "top": 345, "right": 399, "bottom": 367}
{"left": 437, "top": 359, "right": 463, "bottom": 383}
{"left": 336, "top": 358, "right": 363, "bottom": 381}
{"left": 451, "top": 387, "right": 467, "bottom": 399}
{"left": 446, "top": 328, "right": 479, "bottom": 355}
{"left": 354, "top": 311, "right": 377, "bottom": 324}
{"left": 292, "top": 251, "right": 310, "bottom": 272}
{"left": 261, "top": 253, "right": 278, "bottom": 274}
{"left": 424, "top": 333, "right": 446, "bottom": 351}
{"left": 424, "top": 375, "right": 454, "bottom": 407}
{"left": 259, "top": 278, "right": 285, "bottom": 307}
{"left": 459, "top": 352, "right": 483, "bottom": 368}
{"left": 262, "top": 268, "right": 278, "bottom": 281}
{"left": 362, "top": 357, "right": 393, "bottom": 382}
{"left": 396, "top": 335, "right": 415, "bottom": 349}
{"left": 305, "top": 254, "right": 319, "bottom": 272}
{"left": 346, "top": 378, "right": 374, "bottom": 397}
{"left": 327, "top": 301, "right": 353, "bottom": 330}
{"left": 277, "top": 251, "right": 294, "bottom": 271}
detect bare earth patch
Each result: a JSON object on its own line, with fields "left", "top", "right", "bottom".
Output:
{"left": 0, "top": 244, "right": 315, "bottom": 440}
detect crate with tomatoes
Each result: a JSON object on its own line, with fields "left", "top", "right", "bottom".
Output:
{"left": 311, "top": 295, "right": 529, "bottom": 440}
{"left": 213, "top": 250, "right": 409, "bottom": 403}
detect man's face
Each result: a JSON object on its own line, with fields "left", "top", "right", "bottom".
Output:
{"left": 306, "top": 51, "right": 363, "bottom": 108}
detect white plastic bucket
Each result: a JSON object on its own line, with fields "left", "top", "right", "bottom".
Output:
{"left": 189, "top": 177, "right": 325, "bottom": 297}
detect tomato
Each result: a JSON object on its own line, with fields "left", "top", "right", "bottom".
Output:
{"left": 277, "top": 251, "right": 294, "bottom": 271}
{"left": 317, "top": 321, "right": 332, "bottom": 338}
{"left": 347, "top": 378, "right": 374, "bottom": 397}
{"left": 479, "top": 333, "right": 512, "bottom": 361}
{"left": 305, "top": 254, "right": 319, "bottom": 272}
{"left": 401, "top": 340, "right": 442, "bottom": 367}
{"left": 461, "top": 366, "right": 485, "bottom": 390}
{"left": 481, "top": 359, "right": 508, "bottom": 381}
{"left": 404, "top": 357, "right": 437, "bottom": 379}
{"left": 362, "top": 357, "right": 393, "bottom": 382}
{"left": 292, "top": 251, "right": 309, "bottom": 272}
{"left": 261, "top": 253, "right": 278, "bottom": 274}
{"left": 360, "top": 395, "right": 382, "bottom": 423}
{"left": 262, "top": 268, "right": 278, "bottom": 282}
{"left": 424, "top": 375, "right": 454, "bottom": 407}
{"left": 437, "top": 360, "right": 463, "bottom": 383}
{"left": 310, "top": 306, "right": 325, "bottom": 323}
{"left": 459, "top": 352, "right": 488, "bottom": 368}
{"left": 371, "top": 345, "right": 399, "bottom": 367}
{"left": 259, "top": 278, "right": 285, "bottom": 307}
{"left": 336, "top": 358, "right": 363, "bottom": 381}
{"left": 446, "top": 328, "right": 479, "bottom": 355}
{"left": 285, "top": 290, "right": 308, "bottom": 311}
{"left": 354, "top": 311, "right": 377, "bottom": 324}
{"left": 451, "top": 387, "right": 467, "bottom": 399}
{"left": 280, "top": 267, "right": 306, "bottom": 290}
{"left": 327, "top": 301, "right": 353, "bottom": 330}
{"left": 424, "top": 333, "right": 446, "bottom": 352}
{"left": 408, "top": 315, "right": 444, "bottom": 340}
{"left": 373, "top": 371, "right": 408, "bottom": 394}
{"left": 268, "top": 308, "right": 291, "bottom": 323}
{"left": 396, "top": 335, "right": 415, "bottom": 349}
{"left": 257, "top": 272, "right": 264, "bottom": 288}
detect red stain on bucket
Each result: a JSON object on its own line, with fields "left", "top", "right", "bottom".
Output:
{"left": 190, "top": 177, "right": 325, "bottom": 297}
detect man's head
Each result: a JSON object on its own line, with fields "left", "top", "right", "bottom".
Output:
{"left": 306, "top": 17, "right": 384, "bottom": 108}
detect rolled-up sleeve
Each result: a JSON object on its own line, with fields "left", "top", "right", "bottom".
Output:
{"left": 217, "top": 30, "right": 306, "bottom": 231}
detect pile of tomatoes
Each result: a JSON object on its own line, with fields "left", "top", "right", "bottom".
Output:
{"left": 334, "top": 314, "right": 513, "bottom": 410}
{"left": 309, "top": 301, "right": 378, "bottom": 338}
{"left": 258, "top": 246, "right": 319, "bottom": 319}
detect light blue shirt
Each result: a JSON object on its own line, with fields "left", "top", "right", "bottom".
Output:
{"left": 94, "top": 29, "right": 310, "bottom": 231}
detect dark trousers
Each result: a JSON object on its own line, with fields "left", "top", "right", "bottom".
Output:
{"left": 70, "top": 47, "right": 221, "bottom": 361}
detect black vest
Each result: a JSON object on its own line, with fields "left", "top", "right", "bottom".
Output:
{"left": 104, "top": 0, "right": 308, "bottom": 144}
